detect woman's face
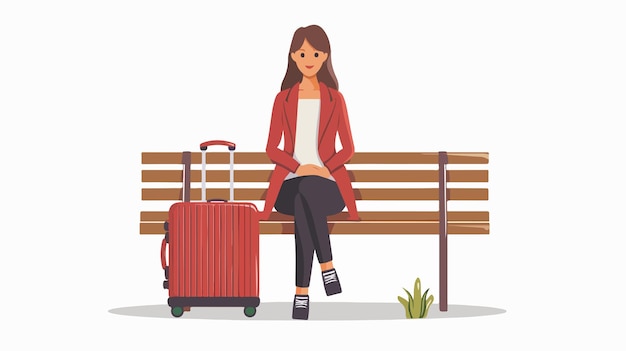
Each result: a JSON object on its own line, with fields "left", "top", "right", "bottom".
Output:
{"left": 290, "top": 38, "right": 328, "bottom": 78}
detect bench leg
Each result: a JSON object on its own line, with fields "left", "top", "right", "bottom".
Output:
{"left": 439, "top": 224, "right": 448, "bottom": 312}
{"left": 439, "top": 152, "right": 448, "bottom": 312}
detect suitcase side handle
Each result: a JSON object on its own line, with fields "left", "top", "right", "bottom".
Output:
{"left": 161, "top": 237, "right": 168, "bottom": 270}
{"left": 200, "top": 140, "right": 236, "bottom": 151}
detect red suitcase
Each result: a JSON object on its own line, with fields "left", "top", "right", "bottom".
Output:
{"left": 160, "top": 140, "right": 260, "bottom": 318}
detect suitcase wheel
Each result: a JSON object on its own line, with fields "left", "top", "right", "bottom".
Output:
{"left": 171, "top": 306, "right": 184, "bottom": 318}
{"left": 244, "top": 306, "right": 256, "bottom": 318}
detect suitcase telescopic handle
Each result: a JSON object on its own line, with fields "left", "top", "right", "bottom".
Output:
{"left": 199, "top": 140, "right": 236, "bottom": 202}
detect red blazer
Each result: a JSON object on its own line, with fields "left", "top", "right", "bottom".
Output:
{"left": 262, "top": 82, "right": 359, "bottom": 220}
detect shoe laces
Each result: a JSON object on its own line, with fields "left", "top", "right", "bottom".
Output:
{"left": 323, "top": 269, "right": 338, "bottom": 285}
{"left": 294, "top": 296, "right": 309, "bottom": 309}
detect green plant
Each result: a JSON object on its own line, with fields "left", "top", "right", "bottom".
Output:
{"left": 397, "top": 277, "right": 435, "bottom": 319}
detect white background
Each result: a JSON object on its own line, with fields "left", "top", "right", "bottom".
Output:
{"left": 1, "top": 0, "right": 625, "bottom": 349}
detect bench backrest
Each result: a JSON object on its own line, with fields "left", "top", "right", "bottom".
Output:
{"left": 140, "top": 151, "right": 489, "bottom": 235}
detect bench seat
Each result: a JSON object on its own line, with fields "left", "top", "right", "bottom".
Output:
{"left": 140, "top": 211, "right": 489, "bottom": 235}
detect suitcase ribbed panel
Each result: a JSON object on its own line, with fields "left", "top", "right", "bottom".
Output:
{"left": 168, "top": 202, "right": 259, "bottom": 299}
{"left": 232, "top": 204, "right": 239, "bottom": 296}
{"left": 240, "top": 204, "right": 246, "bottom": 296}
{"left": 220, "top": 204, "right": 227, "bottom": 297}
{"left": 243, "top": 204, "right": 249, "bottom": 296}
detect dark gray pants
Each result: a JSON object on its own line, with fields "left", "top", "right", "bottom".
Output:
{"left": 274, "top": 176, "right": 345, "bottom": 288}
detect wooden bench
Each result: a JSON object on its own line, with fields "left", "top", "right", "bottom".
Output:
{"left": 140, "top": 150, "right": 490, "bottom": 311}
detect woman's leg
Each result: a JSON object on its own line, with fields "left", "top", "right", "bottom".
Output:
{"left": 293, "top": 177, "right": 345, "bottom": 297}
{"left": 275, "top": 178, "right": 315, "bottom": 289}
{"left": 294, "top": 176, "right": 345, "bottom": 267}
{"left": 275, "top": 178, "right": 314, "bottom": 319}
{"left": 293, "top": 192, "right": 316, "bottom": 288}
{"left": 276, "top": 177, "right": 344, "bottom": 289}
{"left": 274, "top": 176, "right": 346, "bottom": 319}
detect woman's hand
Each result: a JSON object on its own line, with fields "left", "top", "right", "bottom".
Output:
{"left": 296, "top": 164, "right": 331, "bottom": 178}
{"left": 259, "top": 208, "right": 272, "bottom": 221}
{"left": 347, "top": 214, "right": 361, "bottom": 221}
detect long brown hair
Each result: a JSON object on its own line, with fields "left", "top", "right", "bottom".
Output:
{"left": 280, "top": 25, "right": 338, "bottom": 91}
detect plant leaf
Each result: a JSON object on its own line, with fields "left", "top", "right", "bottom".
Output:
{"left": 413, "top": 277, "right": 422, "bottom": 319}
{"left": 413, "top": 277, "right": 422, "bottom": 311}
{"left": 422, "top": 294, "right": 435, "bottom": 318}
{"left": 403, "top": 288, "right": 414, "bottom": 318}
{"left": 420, "top": 289, "right": 430, "bottom": 318}
{"left": 397, "top": 296, "right": 410, "bottom": 319}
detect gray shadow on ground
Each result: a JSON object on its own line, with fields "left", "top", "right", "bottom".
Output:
{"left": 109, "top": 303, "right": 506, "bottom": 320}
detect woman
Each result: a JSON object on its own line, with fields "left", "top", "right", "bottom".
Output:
{"left": 260, "top": 24, "right": 359, "bottom": 320}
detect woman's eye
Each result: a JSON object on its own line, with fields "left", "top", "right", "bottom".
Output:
{"left": 300, "top": 53, "right": 305, "bottom": 58}
{"left": 314, "top": 52, "right": 319, "bottom": 58}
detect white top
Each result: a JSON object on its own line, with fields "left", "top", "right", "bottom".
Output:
{"left": 285, "top": 99, "right": 334, "bottom": 181}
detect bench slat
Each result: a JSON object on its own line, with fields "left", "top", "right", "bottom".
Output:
{"left": 261, "top": 222, "right": 489, "bottom": 235}
{"left": 142, "top": 152, "right": 488, "bottom": 165}
{"left": 350, "top": 152, "right": 489, "bottom": 164}
{"left": 142, "top": 152, "right": 271, "bottom": 165}
{"left": 140, "top": 210, "right": 489, "bottom": 222}
{"left": 139, "top": 221, "right": 489, "bottom": 235}
{"left": 142, "top": 169, "right": 488, "bottom": 183}
{"left": 141, "top": 188, "right": 488, "bottom": 201}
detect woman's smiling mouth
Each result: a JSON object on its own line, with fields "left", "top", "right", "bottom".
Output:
{"left": 305, "top": 65, "right": 314, "bottom": 69}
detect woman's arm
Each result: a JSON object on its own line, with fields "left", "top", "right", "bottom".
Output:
{"left": 266, "top": 93, "right": 300, "bottom": 173}
{"left": 324, "top": 91, "right": 355, "bottom": 174}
